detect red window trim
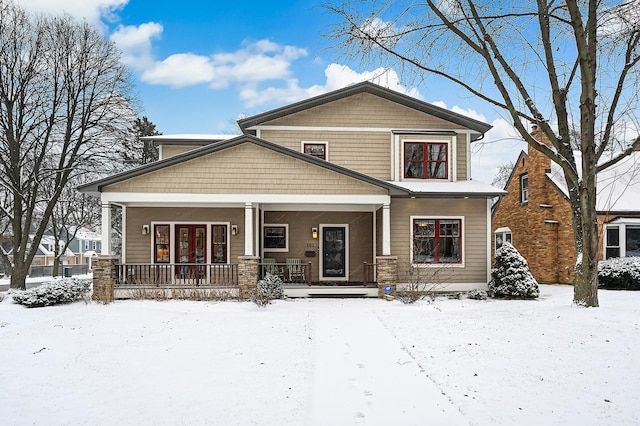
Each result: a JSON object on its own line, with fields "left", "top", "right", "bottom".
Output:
{"left": 413, "top": 218, "right": 462, "bottom": 264}
{"left": 404, "top": 142, "right": 448, "bottom": 179}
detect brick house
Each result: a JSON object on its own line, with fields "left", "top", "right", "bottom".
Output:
{"left": 492, "top": 127, "right": 640, "bottom": 284}
{"left": 80, "top": 82, "right": 505, "bottom": 298}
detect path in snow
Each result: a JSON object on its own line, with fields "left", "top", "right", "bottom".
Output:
{"left": 309, "top": 300, "right": 469, "bottom": 426}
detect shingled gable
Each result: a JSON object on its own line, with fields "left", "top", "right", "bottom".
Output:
{"left": 237, "top": 81, "right": 492, "bottom": 139}
{"left": 77, "top": 134, "right": 410, "bottom": 197}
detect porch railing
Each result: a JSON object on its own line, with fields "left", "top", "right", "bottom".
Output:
{"left": 259, "top": 261, "right": 312, "bottom": 285}
{"left": 116, "top": 263, "right": 238, "bottom": 287}
{"left": 363, "top": 262, "right": 377, "bottom": 286}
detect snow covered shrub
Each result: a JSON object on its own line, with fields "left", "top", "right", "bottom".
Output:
{"left": 598, "top": 257, "right": 640, "bottom": 290}
{"left": 250, "top": 273, "right": 284, "bottom": 307}
{"left": 11, "top": 278, "right": 91, "bottom": 308}
{"left": 467, "top": 289, "right": 488, "bottom": 300}
{"left": 257, "top": 273, "right": 284, "bottom": 300}
{"left": 488, "top": 242, "right": 539, "bottom": 299}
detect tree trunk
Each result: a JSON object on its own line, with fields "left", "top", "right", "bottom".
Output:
{"left": 9, "top": 263, "right": 28, "bottom": 290}
{"left": 52, "top": 257, "right": 61, "bottom": 277}
{"left": 573, "top": 163, "right": 600, "bottom": 307}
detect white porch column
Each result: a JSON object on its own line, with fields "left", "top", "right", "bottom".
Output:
{"left": 244, "top": 202, "right": 254, "bottom": 256}
{"left": 101, "top": 201, "right": 112, "bottom": 255}
{"left": 382, "top": 203, "right": 391, "bottom": 255}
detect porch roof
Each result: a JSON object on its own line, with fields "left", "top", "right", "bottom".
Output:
{"left": 78, "top": 135, "right": 411, "bottom": 198}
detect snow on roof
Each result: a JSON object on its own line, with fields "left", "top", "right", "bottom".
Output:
{"left": 74, "top": 227, "right": 101, "bottom": 240}
{"left": 389, "top": 179, "right": 506, "bottom": 196}
{"left": 549, "top": 151, "right": 640, "bottom": 212}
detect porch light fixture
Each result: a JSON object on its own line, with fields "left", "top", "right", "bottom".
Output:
{"left": 312, "top": 227, "right": 318, "bottom": 239}
{"left": 231, "top": 225, "right": 239, "bottom": 236}
{"left": 141, "top": 224, "right": 150, "bottom": 235}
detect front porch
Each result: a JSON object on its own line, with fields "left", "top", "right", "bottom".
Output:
{"left": 110, "top": 261, "right": 380, "bottom": 298}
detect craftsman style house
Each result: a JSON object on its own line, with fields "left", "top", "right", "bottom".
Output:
{"left": 80, "top": 82, "right": 504, "bottom": 297}
{"left": 492, "top": 127, "right": 640, "bottom": 284}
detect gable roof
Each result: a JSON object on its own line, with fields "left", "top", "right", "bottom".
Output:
{"left": 549, "top": 150, "right": 640, "bottom": 213}
{"left": 78, "top": 134, "right": 411, "bottom": 197}
{"left": 237, "top": 81, "right": 492, "bottom": 139}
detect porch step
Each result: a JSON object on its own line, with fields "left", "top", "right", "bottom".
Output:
{"left": 308, "top": 293, "right": 369, "bottom": 298}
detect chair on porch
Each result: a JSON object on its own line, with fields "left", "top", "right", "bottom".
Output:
{"left": 263, "top": 258, "right": 282, "bottom": 278}
{"left": 286, "top": 258, "right": 305, "bottom": 282}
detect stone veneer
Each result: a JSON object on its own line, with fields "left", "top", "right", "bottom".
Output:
{"left": 238, "top": 256, "right": 259, "bottom": 299}
{"left": 376, "top": 256, "right": 398, "bottom": 297}
{"left": 92, "top": 255, "right": 118, "bottom": 303}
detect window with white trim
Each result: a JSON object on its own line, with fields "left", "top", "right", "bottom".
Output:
{"left": 520, "top": 173, "right": 529, "bottom": 203}
{"left": 302, "top": 141, "right": 328, "bottom": 160}
{"left": 605, "top": 224, "right": 640, "bottom": 258}
{"left": 263, "top": 224, "right": 289, "bottom": 252}
{"left": 412, "top": 218, "right": 462, "bottom": 264}
{"left": 404, "top": 142, "right": 448, "bottom": 179}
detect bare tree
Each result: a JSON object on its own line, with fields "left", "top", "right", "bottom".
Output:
{"left": 492, "top": 161, "right": 515, "bottom": 189}
{"left": 325, "top": 0, "right": 640, "bottom": 307}
{"left": 0, "top": 1, "right": 135, "bottom": 289}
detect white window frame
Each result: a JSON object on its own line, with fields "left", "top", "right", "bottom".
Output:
{"left": 604, "top": 221, "right": 640, "bottom": 259}
{"left": 494, "top": 227, "right": 512, "bottom": 252}
{"left": 520, "top": 173, "right": 529, "bottom": 203}
{"left": 301, "top": 141, "right": 328, "bottom": 160}
{"left": 150, "top": 221, "right": 231, "bottom": 264}
{"left": 263, "top": 223, "right": 289, "bottom": 253}
{"left": 410, "top": 215, "right": 465, "bottom": 267}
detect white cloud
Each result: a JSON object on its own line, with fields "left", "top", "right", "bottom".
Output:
{"left": 240, "top": 64, "right": 423, "bottom": 108}
{"left": 471, "top": 118, "right": 525, "bottom": 185}
{"left": 110, "top": 22, "right": 162, "bottom": 71}
{"left": 142, "top": 54, "right": 216, "bottom": 87}
{"left": 16, "top": 0, "right": 128, "bottom": 30}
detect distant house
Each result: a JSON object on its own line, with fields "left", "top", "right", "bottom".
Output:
{"left": 492, "top": 127, "right": 640, "bottom": 284}
{"left": 69, "top": 227, "right": 102, "bottom": 269}
{"left": 80, "top": 82, "right": 504, "bottom": 297}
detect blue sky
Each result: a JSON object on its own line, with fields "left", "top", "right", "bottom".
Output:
{"left": 16, "top": 0, "right": 526, "bottom": 184}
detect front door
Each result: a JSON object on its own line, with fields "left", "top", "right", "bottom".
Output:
{"left": 321, "top": 225, "right": 348, "bottom": 281}
{"left": 176, "top": 225, "right": 206, "bottom": 278}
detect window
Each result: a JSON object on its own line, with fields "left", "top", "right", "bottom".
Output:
{"left": 606, "top": 224, "right": 640, "bottom": 259}
{"left": 303, "top": 142, "right": 327, "bottom": 160}
{"left": 495, "top": 227, "right": 512, "bottom": 251}
{"left": 84, "top": 241, "right": 89, "bottom": 250}
{"left": 520, "top": 174, "right": 529, "bottom": 203}
{"left": 404, "top": 142, "right": 448, "bottom": 179}
{"left": 211, "top": 225, "right": 228, "bottom": 263}
{"left": 412, "top": 218, "right": 462, "bottom": 264}
{"left": 154, "top": 224, "right": 170, "bottom": 263}
{"left": 263, "top": 224, "right": 289, "bottom": 252}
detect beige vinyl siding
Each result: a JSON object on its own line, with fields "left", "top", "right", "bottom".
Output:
{"left": 263, "top": 211, "right": 374, "bottom": 282}
{"left": 104, "top": 143, "right": 387, "bottom": 196}
{"left": 160, "top": 145, "right": 202, "bottom": 159}
{"left": 125, "top": 207, "right": 245, "bottom": 263}
{"left": 260, "top": 129, "right": 391, "bottom": 179}
{"left": 263, "top": 92, "right": 460, "bottom": 129}
{"left": 390, "top": 197, "right": 488, "bottom": 283}
{"left": 456, "top": 134, "right": 468, "bottom": 181}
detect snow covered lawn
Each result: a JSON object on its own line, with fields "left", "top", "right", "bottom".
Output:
{"left": 1, "top": 284, "right": 638, "bottom": 425}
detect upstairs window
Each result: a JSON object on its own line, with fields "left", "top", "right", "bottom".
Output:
{"left": 404, "top": 142, "right": 448, "bottom": 179}
{"left": 520, "top": 173, "right": 529, "bottom": 203}
{"left": 302, "top": 142, "right": 327, "bottom": 160}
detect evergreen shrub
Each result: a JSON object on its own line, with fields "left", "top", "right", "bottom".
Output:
{"left": 11, "top": 278, "right": 91, "bottom": 308}
{"left": 598, "top": 257, "right": 640, "bottom": 290}
{"left": 488, "top": 242, "right": 539, "bottom": 299}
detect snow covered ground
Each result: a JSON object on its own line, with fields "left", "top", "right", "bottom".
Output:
{"left": 1, "top": 284, "right": 638, "bottom": 425}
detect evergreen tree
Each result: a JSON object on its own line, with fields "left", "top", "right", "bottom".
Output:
{"left": 489, "top": 243, "right": 540, "bottom": 299}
